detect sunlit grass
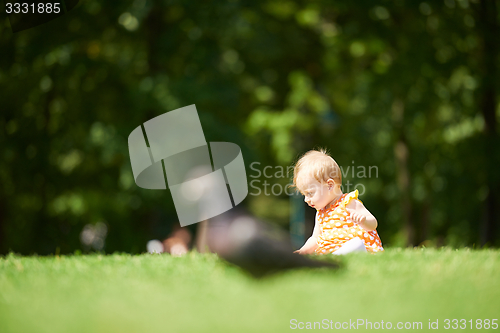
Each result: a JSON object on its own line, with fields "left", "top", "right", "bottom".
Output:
{"left": 1, "top": 248, "right": 499, "bottom": 333}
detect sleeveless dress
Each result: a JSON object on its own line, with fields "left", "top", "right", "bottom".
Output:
{"left": 315, "top": 190, "right": 384, "bottom": 254}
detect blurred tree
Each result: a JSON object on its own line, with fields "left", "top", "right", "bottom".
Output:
{"left": 0, "top": 0, "right": 498, "bottom": 254}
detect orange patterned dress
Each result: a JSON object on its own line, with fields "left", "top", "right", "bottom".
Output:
{"left": 315, "top": 190, "right": 384, "bottom": 254}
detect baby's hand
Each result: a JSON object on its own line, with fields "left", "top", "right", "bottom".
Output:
{"left": 347, "top": 209, "right": 366, "bottom": 224}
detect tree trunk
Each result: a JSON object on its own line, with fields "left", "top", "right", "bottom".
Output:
{"left": 0, "top": 199, "right": 5, "bottom": 254}
{"left": 196, "top": 220, "right": 209, "bottom": 253}
{"left": 393, "top": 99, "right": 414, "bottom": 246}
{"left": 477, "top": 0, "right": 499, "bottom": 245}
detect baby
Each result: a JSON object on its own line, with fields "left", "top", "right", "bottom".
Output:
{"left": 292, "top": 149, "right": 384, "bottom": 255}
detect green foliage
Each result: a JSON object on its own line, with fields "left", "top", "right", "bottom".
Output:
{"left": 0, "top": 0, "right": 499, "bottom": 254}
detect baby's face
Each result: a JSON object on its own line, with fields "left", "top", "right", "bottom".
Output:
{"left": 299, "top": 176, "right": 336, "bottom": 211}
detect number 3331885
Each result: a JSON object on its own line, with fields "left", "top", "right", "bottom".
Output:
{"left": 6, "top": 3, "right": 61, "bottom": 14}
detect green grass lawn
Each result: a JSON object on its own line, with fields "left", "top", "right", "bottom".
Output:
{"left": 1, "top": 248, "right": 499, "bottom": 333}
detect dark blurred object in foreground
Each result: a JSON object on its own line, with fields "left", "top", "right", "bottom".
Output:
{"left": 205, "top": 209, "right": 338, "bottom": 278}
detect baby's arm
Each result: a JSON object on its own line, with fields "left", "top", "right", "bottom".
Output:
{"left": 346, "top": 199, "right": 378, "bottom": 231}
{"left": 294, "top": 212, "right": 320, "bottom": 255}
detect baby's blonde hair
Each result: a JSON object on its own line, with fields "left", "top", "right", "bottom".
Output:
{"left": 292, "top": 149, "right": 342, "bottom": 193}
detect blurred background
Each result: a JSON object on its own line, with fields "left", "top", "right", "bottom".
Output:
{"left": 0, "top": 0, "right": 499, "bottom": 255}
